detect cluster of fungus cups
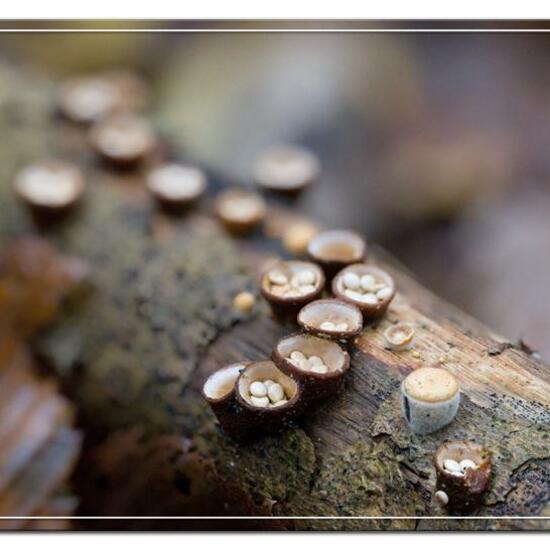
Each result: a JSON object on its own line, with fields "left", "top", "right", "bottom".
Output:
{"left": 400, "top": 367, "right": 460, "bottom": 435}
{"left": 202, "top": 361, "right": 302, "bottom": 440}
{"left": 260, "top": 261, "right": 324, "bottom": 321}
{"left": 333, "top": 264, "right": 395, "bottom": 320}
{"left": 434, "top": 440, "right": 491, "bottom": 513}
{"left": 14, "top": 161, "right": 86, "bottom": 226}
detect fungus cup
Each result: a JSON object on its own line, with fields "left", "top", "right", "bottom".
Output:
{"left": 333, "top": 263, "right": 395, "bottom": 321}
{"left": 400, "top": 367, "right": 460, "bottom": 434}
{"left": 434, "top": 440, "right": 492, "bottom": 513}
{"left": 90, "top": 113, "right": 156, "bottom": 167}
{"left": 384, "top": 322, "right": 415, "bottom": 351}
{"left": 147, "top": 163, "right": 207, "bottom": 214}
{"left": 307, "top": 230, "right": 366, "bottom": 282}
{"left": 14, "top": 160, "right": 85, "bottom": 225}
{"left": 260, "top": 260, "right": 324, "bottom": 322}
{"left": 253, "top": 144, "right": 319, "bottom": 196}
{"left": 297, "top": 299, "right": 363, "bottom": 341}
{"left": 272, "top": 333, "right": 350, "bottom": 401}
{"left": 215, "top": 188, "right": 266, "bottom": 236}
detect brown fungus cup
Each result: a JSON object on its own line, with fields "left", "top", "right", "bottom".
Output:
{"left": 90, "top": 113, "right": 156, "bottom": 167}
{"left": 434, "top": 440, "right": 492, "bottom": 514}
{"left": 297, "top": 299, "right": 363, "bottom": 341}
{"left": 202, "top": 362, "right": 248, "bottom": 439}
{"left": 234, "top": 361, "right": 303, "bottom": 439}
{"left": 215, "top": 188, "right": 266, "bottom": 236}
{"left": 272, "top": 333, "right": 350, "bottom": 402}
{"left": 253, "top": 144, "right": 320, "bottom": 196}
{"left": 14, "top": 160, "right": 85, "bottom": 226}
{"left": 333, "top": 264, "right": 395, "bottom": 321}
{"left": 58, "top": 71, "right": 148, "bottom": 125}
{"left": 307, "top": 230, "right": 367, "bottom": 282}
{"left": 147, "top": 163, "right": 207, "bottom": 215}
{"left": 260, "top": 260, "right": 324, "bottom": 322}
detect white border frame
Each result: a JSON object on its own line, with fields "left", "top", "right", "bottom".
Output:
{"left": 0, "top": 22, "right": 548, "bottom": 524}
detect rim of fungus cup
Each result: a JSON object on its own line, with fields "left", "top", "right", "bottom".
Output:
{"left": 260, "top": 260, "right": 325, "bottom": 307}
{"left": 234, "top": 360, "right": 301, "bottom": 412}
{"left": 201, "top": 363, "right": 248, "bottom": 405}
{"left": 272, "top": 332, "right": 351, "bottom": 380}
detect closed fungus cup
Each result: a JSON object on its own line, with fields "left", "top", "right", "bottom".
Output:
{"left": 400, "top": 367, "right": 460, "bottom": 435}
{"left": 215, "top": 188, "right": 266, "bottom": 236}
{"left": 234, "top": 361, "right": 303, "bottom": 438}
{"left": 253, "top": 144, "right": 320, "bottom": 196}
{"left": 14, "top": 161, "right": 85, "bottom": 225}
{"left": 202, "top": 363, "right": 247, "bottom": 438}
{"left": 297, "top": 299, "right": 363, "bottom": 341}
{"left": 90, "top": 113, "right": 156, "bottom": 167}
{"left": 260, "top": 261, "right": 325, "bottom": 321}
{"left": 307, "top": 230, "right": 367, "bottom": 282}
{"left": 333, "top": 264, "right": 395, "bottom": 321}
{"left": 435, "top": 440, "right": 492, "bottom": 513}
{"left": 147, "top": 163, "right": 207, "bottom": 214}
{"left": 272, "top": 333, "right": 350, "bottom": 402}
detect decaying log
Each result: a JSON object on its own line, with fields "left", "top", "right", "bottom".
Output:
{"left": 0, "top": 65, "right": 548, "bottom": 531}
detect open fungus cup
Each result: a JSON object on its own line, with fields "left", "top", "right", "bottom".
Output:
{"left": 307, "top": 230, "right": 367, "bottom": 282}
{"left": 58, "top": 71, "right": 148, "bottom": 125}
{"left": 272, "top": 333, "right": 350, "bottom": 401}
{"left": 435, "top": 440, "right": 492, "bottom": 513}
{"left": 384, "top": 322, "right": 415, "bottom": 351}
{"left": 260, "top": 260, "right": 324, "bottom": 322}
{"left": 90, "top": 113, "right": 156, "bottom": 167}
{"left": 202, "top": 363, "right": 248, "bottom": 438}
{"left": 297, "top": 299, "right": 363, "bottom": 341}
{"left": 253, "top": 144, "right": 320, "bottom": 196}
{"left": 14, "top": 161, "right": 86, "bottom": 226}
{"left": 234, "top": 361, "right": 303, "bottom": 437}
{"left": 215, "top": 188, "right": 266, "bottom": 236}
{"left": 147, "top": 163, "right": 207, "bottom": 214}
{"left": 333, "top": 263, "right": 395, "bottom": 321}
{"left": 400, "top": 367, "right": 460, "bottom": 435}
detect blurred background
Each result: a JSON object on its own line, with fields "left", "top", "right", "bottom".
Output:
{"left": 1, "top": 26, "right": 549, "bottom": 358}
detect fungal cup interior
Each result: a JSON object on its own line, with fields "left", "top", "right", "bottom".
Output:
{"left": 435, "top": 441, "right": 488, "bottom": 470}
{"left": 277, "top": 334, "right": 347, "bottom": 373}
{"left": 261, "top": 261, "right": 323, "bottom": 298}
{"left": 237, "top": 361, "right": 298, "bottom": 407}
{"left": 334, "top": 264, "right": 395, "bottom": 297}
{"left": 298, "top": 300, "right": 362, "bottom": 334}
{"left": 308, "top": 230, "right": 365, "bottom": 263}
{"left": 203, "top": 364, "right": 245, "bottom": 401}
